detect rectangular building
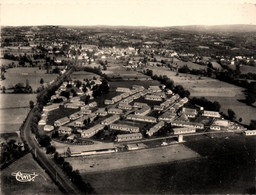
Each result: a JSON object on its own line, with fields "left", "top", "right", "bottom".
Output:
{"left": 147, "top": 121, "right": 165, "bottom": 136}
{"left": 69, "top": 111, "right": 83, "bottom": 120}
{"left": 58, "top": 126, "right": 72, "bottom": 135}
{"left": 110, "top": 124, "right": 139, "bottom": 133}
{"left": 173, "top": 127, "right": 196, "bottom": 135}
{"left": 171, "top": 121, "right": 204, "bottom": 129}
{"left": 54, "top": 117, "right": 70, "bottom": 127}
{"left": 126, "top": 114, "right": 157, "bottom": 123}
{"left": 159, "top": 111, "right": 176, "bottom": 122}
{"left": 43, "top": 104, "right": 60, "bottom": 112}
{"left": 145, "top": 95, "right": 162, "bottom": 101}
{"left": 202, "top": 110, "right": 221, "bottom": 118}
{"left": 108, "top": 108, "right": 123, "bottom": 115}
{"left": 116, "top": 133, "right": 143, "bottom": 142}
{"left": 80, "top": 124, "right": 105, "bottom": 138}
{"left": 101, "top": 115, "right": 120, "bottom": 125}
{"left": 135, "top": 106, "right": 151, "bottom": 116}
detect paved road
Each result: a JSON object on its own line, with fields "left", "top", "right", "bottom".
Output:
{"left": 21, "top": 99, "right": 81, "bottom": 193}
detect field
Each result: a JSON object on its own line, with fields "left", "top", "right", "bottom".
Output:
{"left": 66, "top": 144, "right": 200, "bottom": 173}
{"left": 103, "top": 63, "right": 149, "bottom": 80}
{"left": 1, "top": 153, "right": 61, "bottom": 195}
{"left": 70, "top": 71, "right": 100, "bottom": 80}
{"left": 0, "top": 93, "right": 36, "bottom": 133}
{"left": 172, "top": 58, "right": 207, "bottom": 70}
{"left": 0, "top": 67, "right": 58, "bottom": 91}
{"left": 145, "top": 66, "right": 256, "bottom": 125}
{"left": 0, "top": 59, "right": 19, "bottom": 66}
{"left": 239, "top": 65, "right": 256, "bottom": 74}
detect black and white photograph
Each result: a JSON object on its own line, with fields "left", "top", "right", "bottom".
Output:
{"left": 0, "top": 0, "right": 256, "bottom": 194}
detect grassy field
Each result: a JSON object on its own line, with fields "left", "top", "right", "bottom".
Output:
{"left": 239, "top": 65, "right": 256, "bottom": 74}
{"left": 0, "top": 93, "right": 36, "bottom": 133}
{"left": 144, "top": 66, "right": 256, "bottom": 125}
{"left": 1, "top": 153, "right": 61, "bottom": 195}
{"left": 0, "top": 59, "right": 19, "bottom": 66}
{"left": 66, "top": 144, "right": 200, "bottom": 173}
{"left": 0, "top": 67, "right": 58, "bottom": 91}
{"left": 70, "top": 71, "right": 100, "bottom": 80}
{"left": 172, "top": 58, "right": 207, "bottom": 70}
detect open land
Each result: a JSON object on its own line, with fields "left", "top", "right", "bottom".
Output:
{"left": 0, "top": 67, "right": 57, "bottom": 91}
{"left": 145, "top": 66, "right": 256, "bottom": 125}
{"left": 66, "top": 144, "right": 200, "bottom": 173}
{"left": 0, "top": 153, "right": 61, "bottom": 195}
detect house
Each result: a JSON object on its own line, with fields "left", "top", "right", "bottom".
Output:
{"left": 43, "top": 104, "right": 60, "bottom": 112}
{"left": 171, "top": 120, "right": 204, "bottom": 129}
{"left": 244, "top": 130, "right": 256, "bottom": 136}
{"left": 158, "top": 111, "right": 176, "bottom": 122}
{"left": 54, "top": 117, "right": 70, "bottom": 126}
{"left": 110, "top": 124, "right": 139, "bottom": 133}
{"left": 126, "top": 114, "right": 157, "bottom": 123}
{"left": 108, "top": 108, "right": 123, "bottom": 115}
{"left": 101, "top": 115, "right": 120, "bottom": 125}
{"left": 202, "top": 110, "right": 221, "bottom": 118}
{"left": 105, "top": 99, "right": 114, "bottom": 105}
{"left": 182, "top": 107, "right": 198, "bottom": 118}
{"left": 116, "top": 133, "right": 143, "bottom": 142}
{"left": 133, "top": 102, "right": 148, "bottom": 108}
{"left": 153, "top": 105, "right": 164, "bottom": 111}
{"left": 147, "top": 121, "right": 165, "bottom": 136}
{"left": 95, "top": 108, "right": 108, "bottom": 116}
{"left": 58, "top": 126, "right": 72, "bottom": 135}
{"left": 145, "top": 95, "right": 162, "bottom": 101}
{"left": 80, "top": 124, "right": 105, "bottom": 138}
{"left": 89, "top": 101, "right": 97, "bottom": 108}
{"left": 64, "top": 103, "right": 79, "bottom": 109}
{"left": 44, "top": 125, "right": 54, "bottom": 132}
{"left": 148, "top": 85, "right": 162, "bottom": 92}
{"left": 70, "top": 96, "right": 81, "bottom": 102}
{"left": 135, "top": 106, "right": 151, "bottom": 116}
{"left": 118, "top": 104, "right": 132, "bottom": 110}
{"left": 173, "top": 127, "right": 196, "bottom": 134}
{"left": 69, "top": 112, "right": 83, "bottom": 120}
{"left": 38, "top": 117, "right": 47, "bottom": 126}
{"left": 66, "top": 143, "right": 116, "bottom": 157}
{"left": 116, "top": 87, "right": 131, "bottom": 93}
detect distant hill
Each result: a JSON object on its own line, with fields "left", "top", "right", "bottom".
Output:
{"left": 170, "top": 24, "right": 256, "bottom": 32}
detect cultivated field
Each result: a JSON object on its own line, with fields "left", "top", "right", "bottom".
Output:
{"left": 66, "top": 144, "right": 200, "bottom": 173}
{"left": 145, "top": 66, "right": 256, "bottom": 125}
{"left": 172, "top": 58, "right": 207, "bottom": 70}
{"left": 1, "top": 153, "right": 61, "bottom": 195}
{"left": 0, "top": 67, "right": 58, "bottom": 91}
{"left": 70, "top": 71, "right": 100, "bottom": 80}
{"left": 0, "top": 93, "right": 36, "bottom": 133}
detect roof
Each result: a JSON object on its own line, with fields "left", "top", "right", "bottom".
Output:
{"left": 68, "top": 143, "right": 115, "bottom": 153}
{"left": 116, "top": 133, "right": 142, "bottom": 138}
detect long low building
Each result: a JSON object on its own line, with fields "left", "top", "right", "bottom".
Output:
{"left": 202, "top": 110, "right": 221, "bottom": 118}
{"left": 244, "top": 130, "right": 256, "bottom": 136}
{"left": 54, "top": 117, "right": 70, "bottom": 126}
{"left": 118, "top": 104, "right": 132, "bottom": 110}
{"left": 158, "top": 111, "right": 176, "bottom": 123}
{"left": 101, "top": 115, "right": 120, "bottom": 125}
{"left": 135, "top": 106, "right": 151, "bottom": 116}
{"left": 147, "top": 121, "right": 165, "bottom": 136}
{"left": 58, "top": 126, "right": 72, "bottom": 135}
{"left": 110, "top": 124, "right": 139, "bottom": 133}
{"left": 66, "top": 143, "right": 116, "bottom": 157}
{"left": 69, "top": 111, "right": 83, "bottom": 120}
{"left": 43, "top": 103, "right": 61, "bottom": 112}
{"left": 108, "top": 108, "right": 123, "bottom": 115}
{"left": 171, "top": 120, "right": 204, "bottom": 129}
{"left": 116, "top": 133, "right": 143, "bottom": 142}
{"left": 133, "top": 102, "right": 148, "bottom": 108}
{"left": 173, "top": 127, "right": 196, "bottom": 134}
{"left": 126, "top": 114, "right": 157, "bottom": 123}
{"left": 80, "top": 124, "right": 105, "bottom": 138}
{"left": 145, "top": 95, "right": 162, "bottom": 101}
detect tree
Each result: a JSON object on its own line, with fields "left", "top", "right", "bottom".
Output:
{"left": 46, "top": 145, "right": 56, "bottom": 154}
{"left": 248, "top": 120, "right": 256, "bottom": 130}
{"left": 227, "top": 109, "right": 236, "bottom": 122}
{"left": 40, "top": 78, "right": 44, "bottom": 85}
{"left": 38, "top": 135, "right": 51, "bottom": 147}
{"left": 29, "top": 100, "right": 34, "bottom": 109}
{"left": 2, "top": 86, "right": 6, "bottom": 93}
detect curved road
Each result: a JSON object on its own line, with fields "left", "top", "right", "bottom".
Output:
{"left": 22, "top": 110, "right": 81, "bottom": 194}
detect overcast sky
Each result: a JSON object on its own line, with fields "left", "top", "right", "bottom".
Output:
{"left": 1, "top": 0, "right": 256, "bottom": 26}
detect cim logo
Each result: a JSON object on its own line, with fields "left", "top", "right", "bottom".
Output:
{"left": 11, "top": 171, "right": 39, "bottom": 182}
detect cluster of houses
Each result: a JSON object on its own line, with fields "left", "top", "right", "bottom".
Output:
{"left": 39, "top": 80, "right": 246, "bottom": 149}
